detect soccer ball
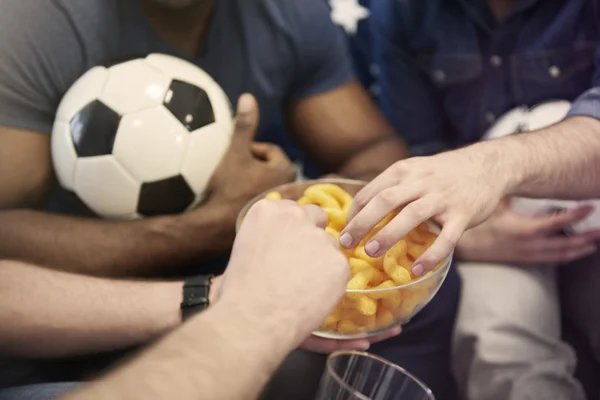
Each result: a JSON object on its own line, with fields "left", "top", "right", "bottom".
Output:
{"left": 51, "top": 53, "right": 234, "bottom": 219}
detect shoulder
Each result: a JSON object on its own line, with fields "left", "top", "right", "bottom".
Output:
{"left": 232, "top": 0, "right": 338, "bottom": 38}
{"left": 0, "top": 0, "right": 118, "bottom": 67}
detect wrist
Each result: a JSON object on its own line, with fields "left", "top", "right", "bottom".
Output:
{"left": 473, "top": 140, "right": 525, "bottom": 198}
{"left": 212, "top": 294, "right": 297, "bottom": 358}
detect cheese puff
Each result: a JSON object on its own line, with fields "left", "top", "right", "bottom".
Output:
{"left": 337, "top": 319, "right": 360, "bottom": 334}
{"left": 407, "top": 243, "right": 427, "bottom": 261}
{"left": 407, "top": 229, "right": 427, "bottom": 245}
{"left": 349, "top": 257, "right": 373, "bottom": 275}
{"left": 323, "top": 207, "right": 346, "bottom": 230}
{"left": 325, "top": 226, "right": 340, "bottom": 241}
{"left": 347, "top": 270, "right": 370, "bottom": 290}
{"left": 264, "top": 191, "right": 282, "bottom": 200}
{"left": 395, "top": 256, "right": 412, "bottom": 271}
{"left": 348, "top": 259, "right": 385, "bottom": 284}
{"left": 337, "top": 296, "right": 356, "bottom": 310}
{"left": 394, "top": 292, "right": 424, "bottom": 319}
{"left": 383, "top": 240, "right": 408, "bottom": 276}
{"left": 367, "top": 281, "right": 403, "bottom": 309}
{"left": 355, "top": 294, "right": 377, "bottom": 316}
{"left": 310, "top": 184, "right": 354, "bottom": 213}
{"left": 413, "top": 272, "right": 440, "bottom": 291}
{"left": 366, "top": 280, "right": 397, "bottom": 300}
{"left": 407, "top": 288, "right": 431, "bottom": 305}
{"left": 354, "top": 246, "right": 384, "bottom": 270}
{"left": 375, "top": 306, "right": 395, "bottom": 329}
{"left": 416, "top": 222, "right": 431, "bottom": 234}
{"left": 297, "top": 196, "right": 312, "bottom": 206}
{"left": 382, "top": 295, "right": 403, "bottom": 310}
{"left": 388, "top": 265, "right": 412, "bottom": 286}
{"left": 320, "top": 314, "right": 340, "bottom": 331}
{"left": 304, "top": 186, "right": 341, "bottom": 209}
{"left": 350, "top": 311, "right": 376, "bottom": 330}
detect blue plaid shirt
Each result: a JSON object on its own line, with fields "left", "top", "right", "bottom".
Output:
{"left": 372, "top": 0, "right": 600, "bottom": 155}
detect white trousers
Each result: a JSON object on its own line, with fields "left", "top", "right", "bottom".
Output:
{"left": 452, "top": 263, "right": 587, "bottom": 400}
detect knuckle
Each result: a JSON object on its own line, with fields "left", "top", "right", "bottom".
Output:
{"left": 353, "top": 192, "right": 369, "bottom": 209}
{"left": 376, "top": 188, "right": 398, "bottom": 208}
{"left": 404, "top": 202, "right": 431, "bottom": 222}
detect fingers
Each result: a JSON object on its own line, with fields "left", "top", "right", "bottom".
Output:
{"left": 301, "top": 336, "right": 370, "bottom": 354}
{"left": 521, "top": 230, "right": 600, "bottom": 264}
{"left": 340, "top": 185, "right": 418, "bottom": 249}
{"left": 528, "top": 205, "right": 594, "bottom": 236}
{"left": 365, "top": 326, "right": 402, "bottom": 344}
{"left": 365, "top": 197, "right": 439, "bottom": 257}
{"left": 301, "top": 204, "right": 328, "bottom": 230}
{"left": 413, "top": 215, "right": 469, "bottom": 276}
{"left": 346, "top": 166, "right": 402, "bottom": 221}
{"left": 233, "top": 93, "right": 259, "bottom": 144}
{"left": 529, "top": 245, "right": 597, "bottom": 264}
{"left": 250, "top": 142, "right": 292, "bottom": 167}
{"left": 301, "top": 326, "right": 402, "bottom": 354}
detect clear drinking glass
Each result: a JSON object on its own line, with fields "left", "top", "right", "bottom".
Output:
{"left": 315, "top": 351, "right": 435, "bottom": 400}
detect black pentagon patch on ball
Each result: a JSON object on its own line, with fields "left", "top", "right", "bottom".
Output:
{"left": 137, "top": 175, "right": 195, "bottom": 217}
{"left": 70, "top": 100, "right": 121, "bottom": 157}
{"left": 164, "top": 80, "right": 215, "bottom": 131}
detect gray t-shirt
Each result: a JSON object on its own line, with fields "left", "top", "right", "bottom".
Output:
{"left": 0, "top": 0, "right": 353, "bottom": 214}
{"left": 0, "top": 0, "right": 353, "bottom": 388}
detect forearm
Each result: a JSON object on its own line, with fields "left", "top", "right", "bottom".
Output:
{"left": 338, "top": 135, "right": 410, "bottom": 180}
{"left": 0, "top": 201, "right": 235, "bottom": 277}
{"left": 0, "top": 260, "right": 181, "bottom": 358}
{"left": 478, "top": 116, "right": 600, "bottom": 199}
{"left": 67, "top": 300, "right": 294, "bottom": 400}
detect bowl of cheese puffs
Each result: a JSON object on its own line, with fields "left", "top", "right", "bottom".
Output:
{"left": 235, "top": 179, "right": 453, "bottom": 340}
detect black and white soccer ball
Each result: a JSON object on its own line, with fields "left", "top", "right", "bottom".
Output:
{"left": 51, "top": 53, "right": 234, "bottom": 219}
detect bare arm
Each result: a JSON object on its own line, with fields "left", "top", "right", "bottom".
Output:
{"left": 66, "top": 299, "right": 292, "bottom": 400}
{"left": 0, "top": 94, "right": 290, "bottom": 277}
{"left": 0, "top": 260, "right": 183, "bottom": 358}
{"left": 64, "top": 199, "right": 351, "bottom": 400}
{"left": 288, "top": 82, "right": 409, "bottom": 180}
{"left": 0, "top": 127, "right": 236, "bottom": 276}
{"left": 481, "top": 116, "right": 600, "bottom": 199}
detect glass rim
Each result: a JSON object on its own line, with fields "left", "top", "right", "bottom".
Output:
{"left": 235, "top": 177, "right": 453, "bottom": 292}
{"left": 324, "top": 350, "right": 435, "bottom": 400}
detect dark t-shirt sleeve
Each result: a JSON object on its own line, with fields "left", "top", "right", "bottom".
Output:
{"left": 285, "top": 0, "right": 355, "bottom": 100}
{"left": 0, "top": 1, "right": 85, "bottom": 134}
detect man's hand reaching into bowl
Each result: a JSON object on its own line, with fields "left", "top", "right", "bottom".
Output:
{"left": 339, "top": 147, "right": 513, "bottom": 277}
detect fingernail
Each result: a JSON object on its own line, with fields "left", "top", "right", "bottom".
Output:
{"left": 412, "top": 264, "right": 424, "bottom": 277}
{"left": 237, "top": 94, "right": 254, "bottom": 113}
{"left": 359, "top": 342, "right": 370, "bottom": 351}
{"left": 365, "top": 240, "right": 380, "bottom": 256}
{"left": 578, "top": 204, "right": 594, "bottom": 215}
{"left": 339, "top": 232, "right": 353, "bottom": 248}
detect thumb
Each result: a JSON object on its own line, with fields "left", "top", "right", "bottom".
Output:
{"left": 233, "top": 93, "right": 260, "bottom": 145}
{"left": 251, "top": 142, "right": 291, "bottom": 166}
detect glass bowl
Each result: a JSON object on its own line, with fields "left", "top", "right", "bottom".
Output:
{"left": 235, "top": 179, "right": 453, "bottom": 340}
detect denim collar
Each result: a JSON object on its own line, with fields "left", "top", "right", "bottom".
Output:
{"left": 457, "top": 0, "right": 542, "bottom": 33}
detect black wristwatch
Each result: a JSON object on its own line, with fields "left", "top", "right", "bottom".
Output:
{"left": 180, "top": 275, "right": 213, "bottom": 321}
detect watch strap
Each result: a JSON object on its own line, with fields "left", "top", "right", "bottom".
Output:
{"left": 181, "top": 274, "right": 213, "bottom": 321}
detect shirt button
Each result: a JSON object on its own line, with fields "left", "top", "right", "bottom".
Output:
{"left": 549, "top": 65, "right": 561, "bottom": 78}
{"left": 485, "top": 112, "right": 496, "bottom": 124}
{"left": 490, "top": 55, "right": 503, "bottom": 67}
{"left": 433, "top": 70, "right": 446, "bottom": 82}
